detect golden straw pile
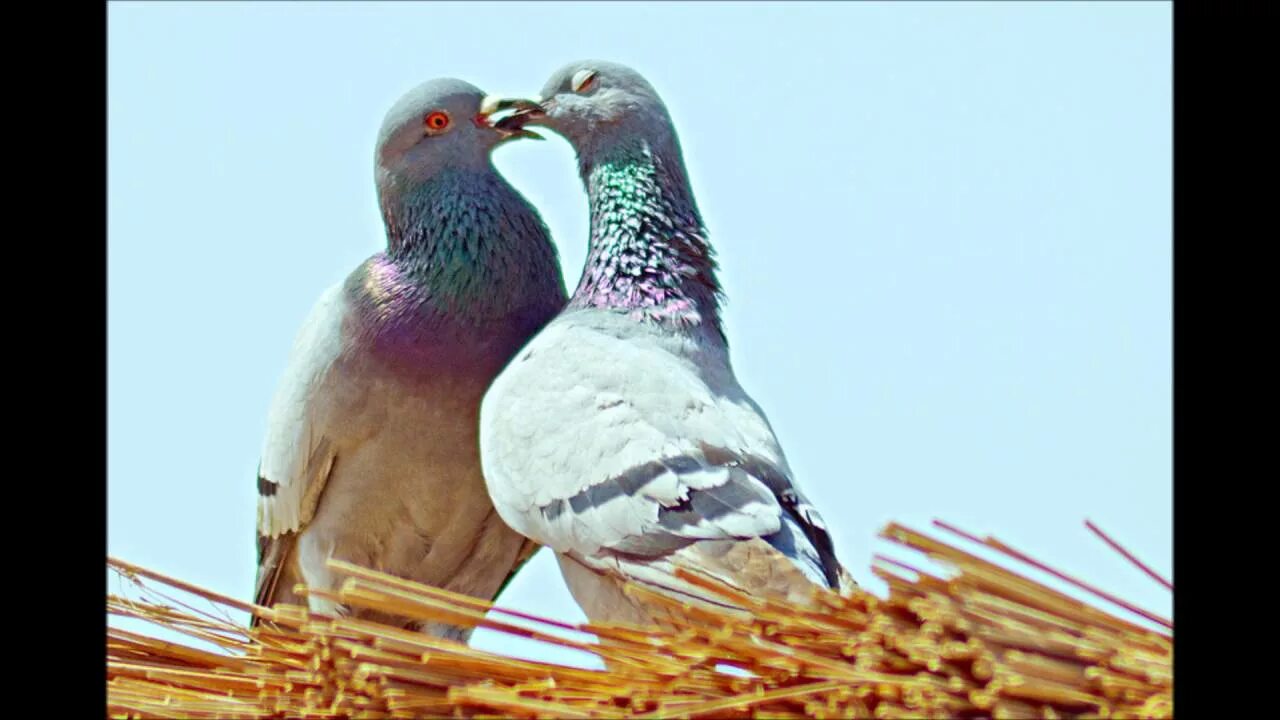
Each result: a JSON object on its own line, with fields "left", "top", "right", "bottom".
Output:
{"left": 107, "top": 521, "right": 1172, "bottom": 719}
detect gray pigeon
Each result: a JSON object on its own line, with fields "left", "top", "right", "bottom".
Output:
{"left": 479, "top": 62, "right": 856, "bottom": 628}
{"left": 254, "top": 78, "right": 566, "bottom": 640}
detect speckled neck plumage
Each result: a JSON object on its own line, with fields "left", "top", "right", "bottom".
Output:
{"left": 368, "top": 167, "right": 563, "bottom": 330}
{"left": 571, "top": 138, "right": 724, "bottom": 339}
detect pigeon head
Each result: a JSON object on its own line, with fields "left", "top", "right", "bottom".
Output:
{"left": 485, "top": 61, "right": 675, "bottom": 160}
{"left": 375, "top": 77, "right": 541, "bottom": 189}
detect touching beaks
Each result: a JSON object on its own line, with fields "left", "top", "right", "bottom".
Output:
{"left": 477, "top": 95, "right": 547, "bottom": 140}
{"left": 474, "top": 112, "right": 543, "bottom": 141}
{"left": 480, "top": 95, "right": 543, "bottom": 116}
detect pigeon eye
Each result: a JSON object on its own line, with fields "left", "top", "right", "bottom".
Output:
{"left": 571, "top": 69, "right": 597, "bottom": 94}
{"left": 424, "top": 111, "right": 451, "bottom": 132}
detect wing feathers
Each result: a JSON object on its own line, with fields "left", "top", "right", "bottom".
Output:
{"left": 535, "top": 445, "right": 843, "bottom": 590}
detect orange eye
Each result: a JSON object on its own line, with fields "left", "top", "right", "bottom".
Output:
{"left": 424, "top": 111, "right": 450, "bottom": 131}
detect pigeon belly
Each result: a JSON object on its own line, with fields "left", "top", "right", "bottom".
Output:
{"left": 293, "top": 342, "right": 528, "bottom": 637}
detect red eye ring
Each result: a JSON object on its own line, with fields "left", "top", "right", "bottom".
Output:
{"left": 424, "top": 111, "right": 450, "bottom": 131}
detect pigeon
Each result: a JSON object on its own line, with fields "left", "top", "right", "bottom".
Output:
{"left": 478, "top": 61, "right": 856, "bottom": 627}
{"left": 254, "top": 78, "right": 566, "bottom": 641}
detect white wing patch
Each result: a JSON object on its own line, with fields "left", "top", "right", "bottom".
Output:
{"left": 257, "top": 282, "right": 347, "bottom": 540}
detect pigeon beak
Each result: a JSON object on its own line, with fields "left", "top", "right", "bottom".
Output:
{"left": 474, "top": 113, "right": 542, "bottom": 141}
{"left": 478, "top": 95, "right": 548, "bottom": 140}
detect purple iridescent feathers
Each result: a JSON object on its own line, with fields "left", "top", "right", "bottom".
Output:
{"left": 349, "top": 167, "right": 564, "bottom": 359}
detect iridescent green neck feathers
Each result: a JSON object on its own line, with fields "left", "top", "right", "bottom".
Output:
{"left": 570, "top": 140, "right": 723, "bottom": 337}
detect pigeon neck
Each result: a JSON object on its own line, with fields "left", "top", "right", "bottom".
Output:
{"left": 573, "top": 138, "right": 724, "bottom": 338}
{"left": 376, "top": 167, "right": 558, "bottom": 321}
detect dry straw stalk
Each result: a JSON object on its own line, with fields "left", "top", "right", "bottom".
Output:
{"left": 107, "top": 520, "right": 1171, "bottom": 719}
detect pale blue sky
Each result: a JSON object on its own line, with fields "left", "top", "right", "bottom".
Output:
{"left": 108, "top": 2, "right": 1171, "bottom": 663}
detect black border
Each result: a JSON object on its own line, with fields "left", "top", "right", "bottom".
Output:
{"left": 1173, "top": 2, "right": 1268, "bottom": 716}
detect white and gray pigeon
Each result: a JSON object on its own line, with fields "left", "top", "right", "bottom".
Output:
{"left": 254, "top": 78, "right": 566, "bottom": 640}
{"left": 478, "top": 62, "right": 857, "bottom": 627}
